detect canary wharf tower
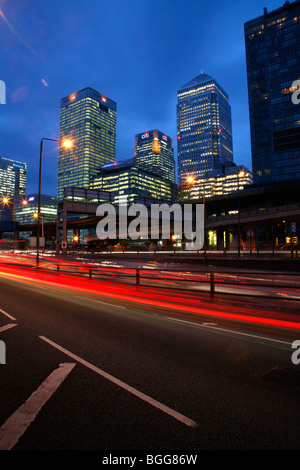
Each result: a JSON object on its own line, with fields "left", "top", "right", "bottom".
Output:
{"left": 57, "top": 87, "right": 117, "bottom": 201}
{"left": 177, "top": 73, "right": 233, "bottom": 186}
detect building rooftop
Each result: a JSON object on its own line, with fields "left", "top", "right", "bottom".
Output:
{"left": 179, "top": 72, "right": 229, "bottom": 99}
{"left": 180, "top": 73, "right": 214, "bottom": 89}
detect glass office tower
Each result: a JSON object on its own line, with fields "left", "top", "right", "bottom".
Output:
{"left": 134, "top": 130, "right": 175, "bottom": 184}
{"left": 15, "top": 194, "right": 57, "bottom": 224}
{"left": 180, "top": 163, "right": 253, "bottom": 200}
{"left": 244, "top": 0, "right": 300, "bottom": 184}
{"left": 0, "top": 157, "right": 27, "bottom": 222}
{"left": 92, "top": 159, "right": 176, "bottom": 205}
{"left": 177, "top": 73, "right": 233, "bottom": 187}
{"left": 57, "top": 87, "right": 117, "bottom": 201}
{"left": 0, "top": 157, "right": 27, "bottom": 197}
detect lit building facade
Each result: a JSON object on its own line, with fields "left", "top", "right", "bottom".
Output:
{"left": 244, "top": 0, "right": 300, "bottom": 184}
{"left": 15, "top": 194, "right": 57, "bottom": 224}
{"left": 177, "top": 73, "right": 233, "bottom": 187}
{"left": 180, "top": 164, "right": 253, "bottom": 200}
{"left": 92, "top": 159, "right": 176, "bottom": 205}
{"left": 134, "top": 130, "right": 175, "bottom": 184}
{"left": 57, "top": 87, "right": 117, "bottom": 201}
{"left": 0, "top": 157, "right": 27, "bottom": 198}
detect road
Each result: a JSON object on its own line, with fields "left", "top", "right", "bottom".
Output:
{"left": 1, "top": 251, "right": 300, "bottom": 306}
{"left": 0, "top": 263, "right": 300, "bottom": 451}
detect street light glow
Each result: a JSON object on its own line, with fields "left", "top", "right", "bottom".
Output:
{"left": 61, "top": 139, "right": 73, "bottom": 149}
{"left": 186, "top": 176, "right": 195, "bottom": 184}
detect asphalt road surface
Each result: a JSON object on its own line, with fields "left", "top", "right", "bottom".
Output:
{"left": 0, "top": 266, "right": 300, "bottom": 451}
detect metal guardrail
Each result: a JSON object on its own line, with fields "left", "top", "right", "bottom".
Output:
{"left": 62, "top": 246, "right": 300, "bottom": 258}
{"left": 45, "top": 263, "right": 300, "bottom": 302}
{"left": 0, "top": 252, "right": 298, "bottom": 302}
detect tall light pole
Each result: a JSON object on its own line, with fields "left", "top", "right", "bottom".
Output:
{"left": 237, "top": 170, "right": 245, "bottom": 257}
{"left": 36, "top": 137, "right": 73, "bottom": 266}
{"left": 1, "top": 196, "right": 16, "bottom": 251}
{"left": 1, "top": 197, "right": 28, "bottom": 251}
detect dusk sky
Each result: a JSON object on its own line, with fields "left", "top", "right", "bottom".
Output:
{"left": 1, "top": 0, "right": 284, "bottom": 196}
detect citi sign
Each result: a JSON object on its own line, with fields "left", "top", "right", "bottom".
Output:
{"left": 0, "top": 80, "right": 6, "bottom": 104}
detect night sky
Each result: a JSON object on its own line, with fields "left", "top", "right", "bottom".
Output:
{"left": 0, "top": 0, "right": 283, "bottom": 196}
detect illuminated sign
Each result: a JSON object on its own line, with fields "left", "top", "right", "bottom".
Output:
{"left": 101, "top": 96, "right": 107, "bottom": 102}
{"left": 28, "top": 197, "right": 35, "bottom": 201}
{"left": 162, "top": 134, "right": 168, "bottom": 141}
{"left": 104, "top": 162, "right": 117, "bottom": 168}
{"left": 141, "top": 132, "right": 149, "bottom": 139}
{"left": 69, "top": 94, "right": 76, "bottom": 101}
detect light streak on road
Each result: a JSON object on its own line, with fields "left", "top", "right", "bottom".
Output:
{"left": 0, "top": 263, "right": 299, "bottom": 332}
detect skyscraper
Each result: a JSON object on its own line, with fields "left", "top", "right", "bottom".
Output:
{"left": 15, "top": 194, "right": 57, "bottom": 224}
{"left": 134, "top": 130, "right": 175, "bottom": 184}
{"left": 0, "top": 157, "right": 27, "bottom": 197}
{"left": 244, "top": 0, "right": 300, "bottom": 185}
{"left": 0, "top": 157, "right": 27, "bottom": 223}
{"left": 177, "top": 73, "right": 233, "bottom": 187}
{"left": 92, "top": 158, "right": 176, "bottom": 206}
{"left": 57, "top": 87, "right": 117, "bottom": 201}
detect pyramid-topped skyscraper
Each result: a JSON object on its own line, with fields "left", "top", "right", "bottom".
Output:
{"left": 177, "top": 73, "right": 233, "bottom": 187}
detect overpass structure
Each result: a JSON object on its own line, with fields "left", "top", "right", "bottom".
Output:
{"left": 1, "top": 182, "right": 299, "bottom": 253}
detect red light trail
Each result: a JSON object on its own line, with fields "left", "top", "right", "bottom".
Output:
{"left": 0, "top": 262, "right": 299, "bottom": 332}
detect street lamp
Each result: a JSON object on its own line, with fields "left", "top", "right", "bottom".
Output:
{"left": 34, "top": 212, "right": 44, "bottom": 238}
{"left": 237, "top": 170, "right": 245, "bottom": 257}
{"left": 1, "top": 197, "right": 29, "bottom": 251}
{"left": 1, "top": 196, "right": 17, "bottom": 251}
{"left": 36, "top": 137, "right": 73, "bottom": 266}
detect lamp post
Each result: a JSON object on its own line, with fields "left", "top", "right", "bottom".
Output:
{"left": 237, "top": 170, "right": 245, "bottom": 257}
{"left": 1, "top": 197, "right": 29, "bottom": 251}
{"left": 36, "top": 137, "right": 73, "bottom": 266}
{"left": 1, "top": 196, "right": 17, "bottom": 251}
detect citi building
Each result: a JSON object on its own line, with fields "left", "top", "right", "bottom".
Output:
{"left": 134, "top": 129, "right": 175, "bottom": 184}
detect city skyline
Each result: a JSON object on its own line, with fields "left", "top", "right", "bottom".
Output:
{"left": 0, "top": 0, "right": 290, "bottom": 196}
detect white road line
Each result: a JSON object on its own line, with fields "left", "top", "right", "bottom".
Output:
{"left": 0, "top": 362, "right": 76, "bottom": 450}
{"left": 75, "top": 296, "right": 125, "bottom": 309}
{"left": 0, "top": 324, "right": 17, "bottom": 333}
{"left": 39, "top": 335, "right": 197, "bottom": 429}
{"left": 167, "top": 317, "right": 293, "bottom": 347}
{"left": 0, "top": 309, "right": 16, "bottom": 321}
